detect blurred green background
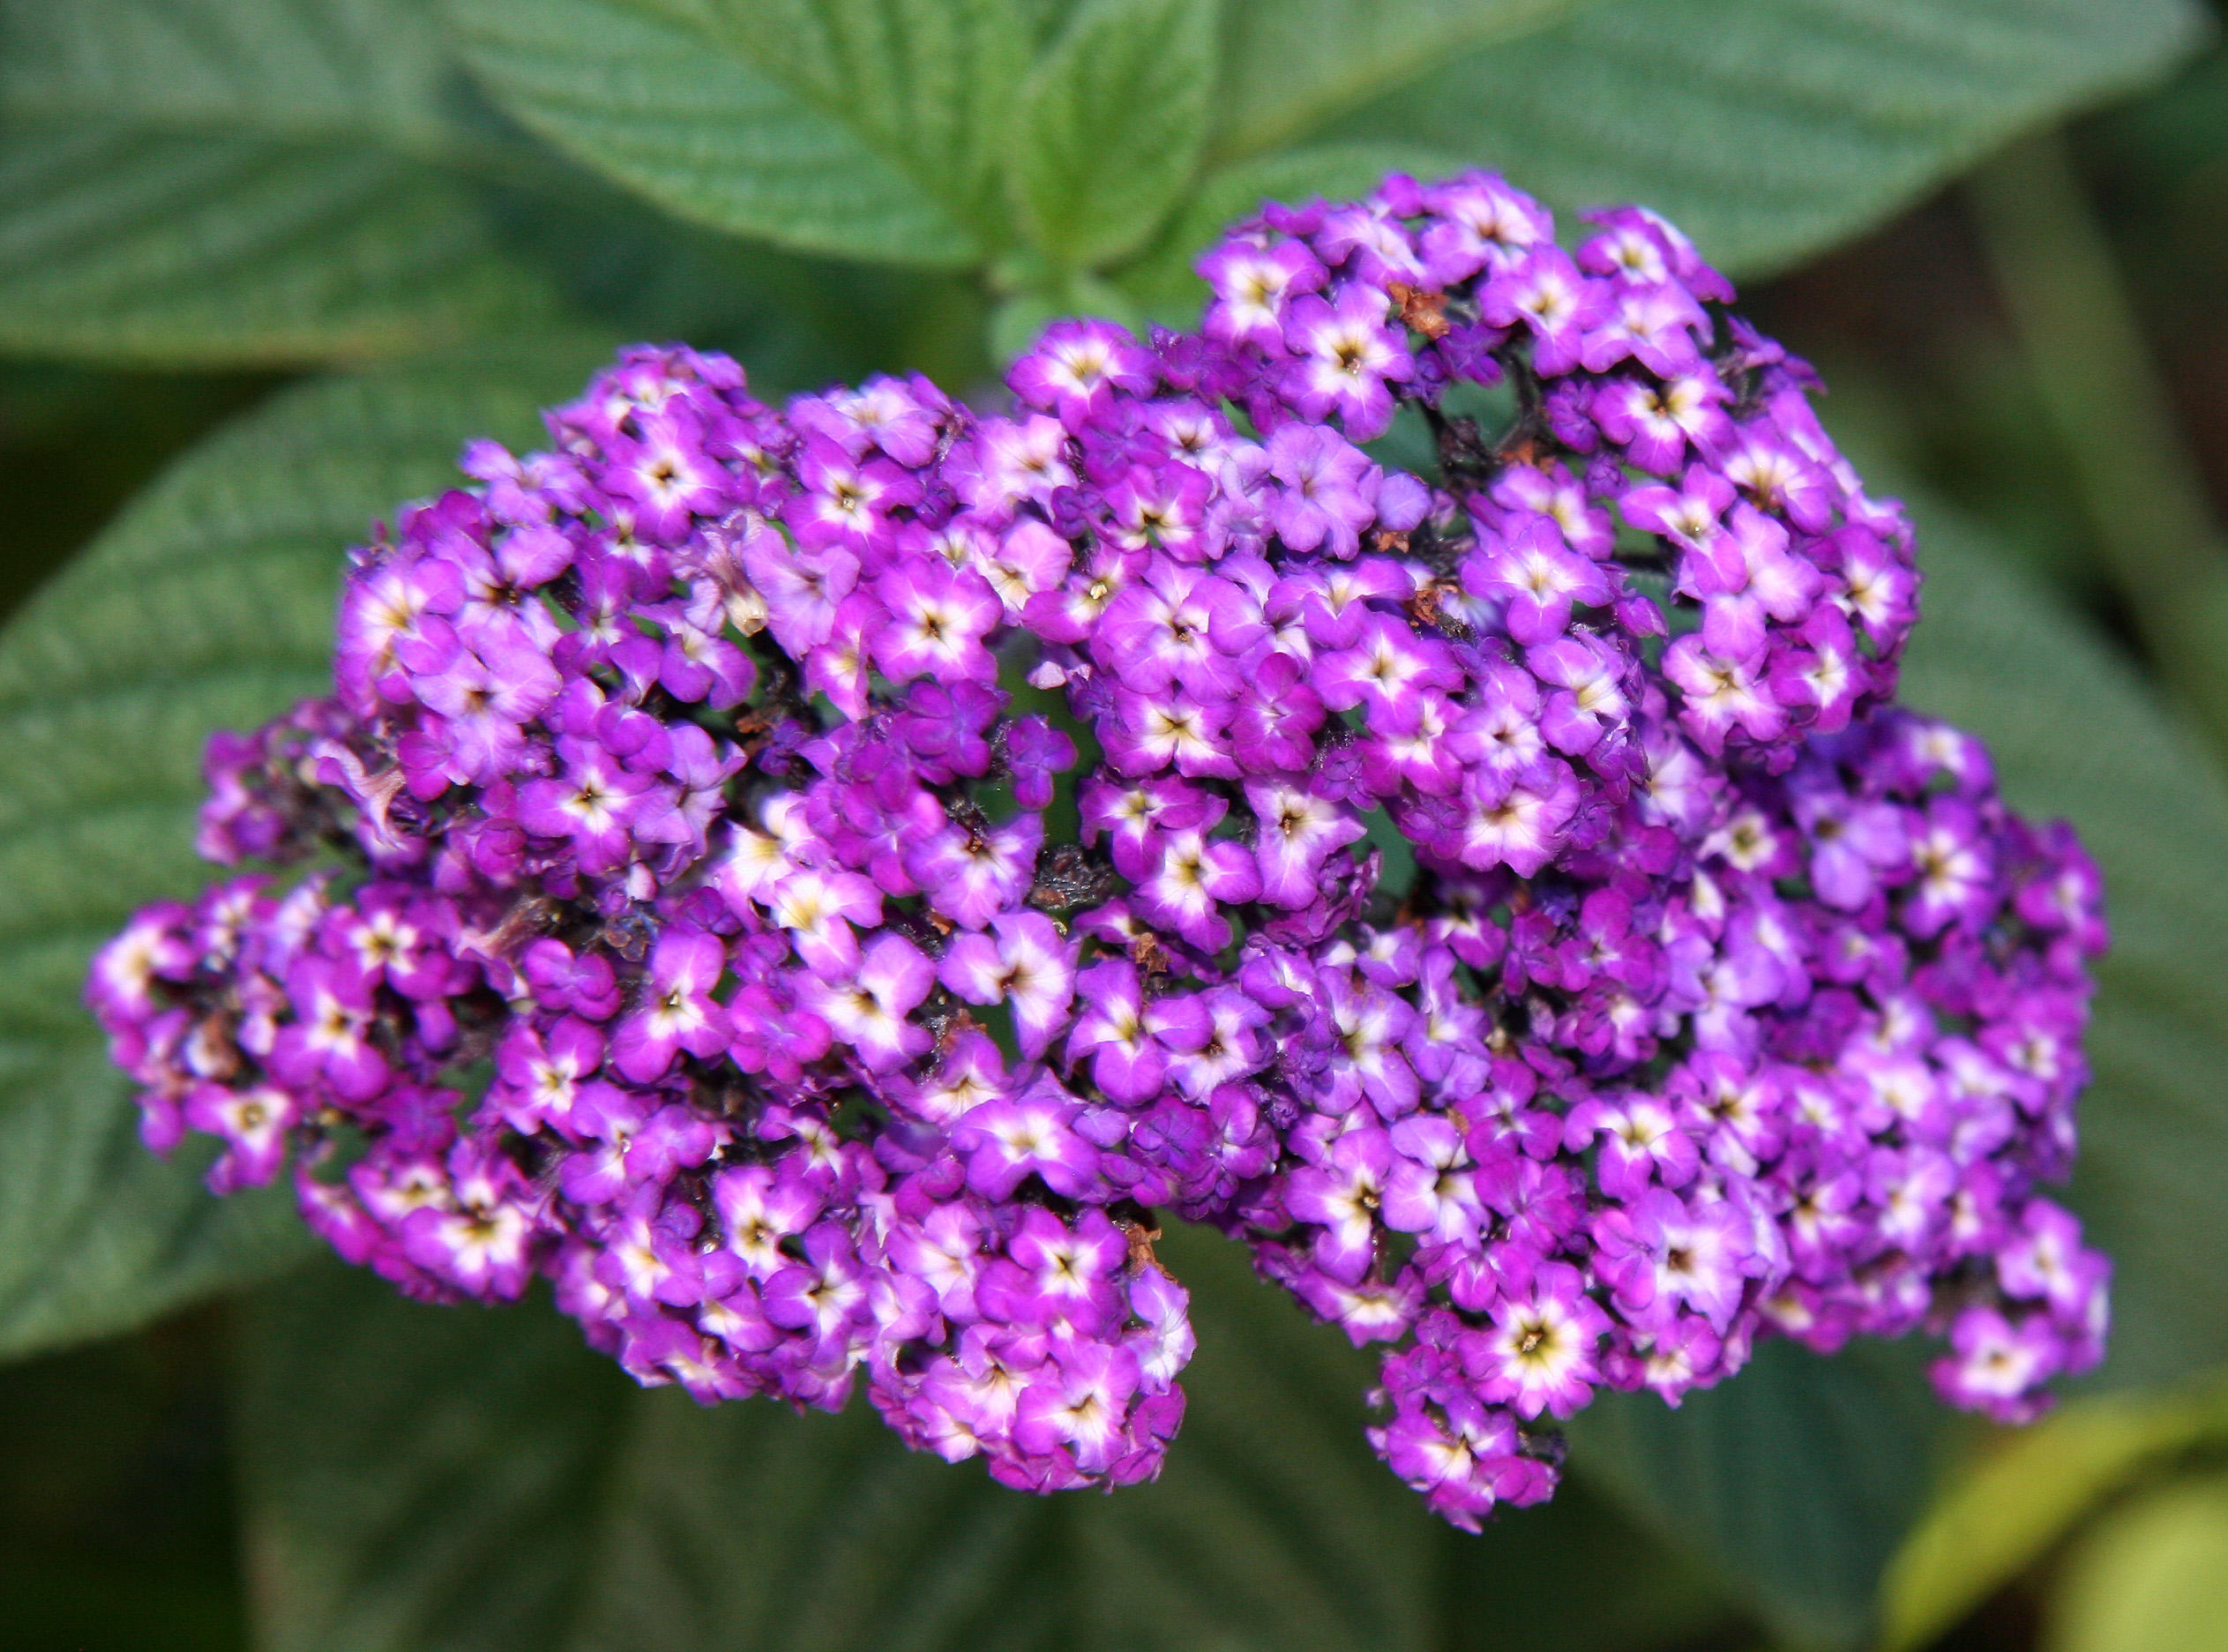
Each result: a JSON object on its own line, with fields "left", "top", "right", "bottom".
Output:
{"left": 4, "top": 2, "right": 2228, "bottom": 1649}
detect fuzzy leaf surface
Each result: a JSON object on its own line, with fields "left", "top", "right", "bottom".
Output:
{"left": 446, "top": 0, "right": 989, "bottom": 265}
{"left": 1327, "top": 0, "right": 2212, "bottom": 276}
{"left": 1009, "top": 0, "right": 1217, "bottom": 268}
{"left": 0, "top": 0, "right": 552, "bottom": 364}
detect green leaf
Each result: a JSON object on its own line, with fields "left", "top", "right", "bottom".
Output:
{"left": 0, "top": 346, "right": 609, "bottom": 1364}
{"left": 236, "top": 1259, "right": 636, "bottom": 1652}
{"left": 0, "top": 0, "right": 556, "bottom": 365}
{"left": 1324, "top": 0, "right": 2213, "bottom": 278}
{"left": 711, "top": 0, "right": 1032, "bottom": 247}
{"left": 1565, "top": 1337, "right": 1941, "bottom": 1650}
{"left": 445, "top": 0, "right": 989, "bottom": 266}
{"left": 564, "top": 1222, "right": 1450, "bottom": 1652}
{"left": 484, "top": 174, "right": 997, "bottom": 394}
{"left": 0, "top": 1047, "right": 316, "bottom": 1364}
{"left": 0, "top": 129, "right": 551, "bottom": 368}
{"left": 1883, "top": 1376, "right": 2228, "bottom": 1652}
{"left": 236, "top": 1219, "right": 1740, "bottom": 1651}
{"left": 574, "top": 1408, "right": 1062, "bottom": 1652}
{"left": 1014, "top": 0, "right": 1079, "bottom": 39}
{"left": 0, "top": 0, "right": 485, "bottom": 161}
{"left": 1895, "top": 501, "right": 2228, "bottom": 1392}
{"left": 2047, "top": 1476, "right": 2228, "bottom": 1652}
{"left": 1009, "top": 0, "right": 1217, "bottom": 269}
{"left": 1208, "top": 0, "right": 1584, "bottom": 163}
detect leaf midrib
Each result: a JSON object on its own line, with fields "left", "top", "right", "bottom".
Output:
{"left": 659, "top": 0, "right": 999, "bottom": 250}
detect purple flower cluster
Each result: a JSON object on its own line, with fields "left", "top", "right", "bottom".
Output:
{"left": 87, "top": 170, "right": 2109, "bottom": 1522}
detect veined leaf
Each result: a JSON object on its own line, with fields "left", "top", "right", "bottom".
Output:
{"left": 707, "top": 0, "right": 1032, "bottom": 248}
{"left": 1325, "top": 0, "right": 2213, "bottom": 277}
{"left": 236, "top": 1222, "right": 1738, "bottom": 1651}
{"left": 0, "top": 129, "right": 548, "bottom": 367}
{"left": 482, "top": 174, "right": 996, "bottom": 394}
{"left": 1060, "top": 1223, "right": 1446, "bottom": 1652}
{"left": 445, "top": 0, "right": 989, "bottom": 266}
{"left": 0, "top": 0, "right": 555, "bottom": 364}
{"left": 0, "top": 1045, "right": 315, "bottom": 1364}
{"left": 1566, "top": 1338, "right": 1941, "bottom": 1651}
{"left": 236, "top": 1260, "right": 636, "bottom": 1652}
{"left": 0, "top": 0, "right": 487, "bottom": 164}
{"left": 559, "top": 1356, "right": 1065, "bottom": 1652}
{"left": 0, "top": 347, "right": 609, "bottom": 1363}
{"left": 562, "top": 1223, "right": 1447, "bottom": 1652}
{"left": 1008, "top": 0, "right": 1217, "bottom": 269}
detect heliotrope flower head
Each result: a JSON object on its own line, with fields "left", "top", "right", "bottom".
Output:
{"left": 90, "top": 170, "right": 2106, "bottom": 1521}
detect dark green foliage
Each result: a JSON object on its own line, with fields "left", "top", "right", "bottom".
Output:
{"left": 238, "top": 1228, "right": 1750, "bottom": 1652}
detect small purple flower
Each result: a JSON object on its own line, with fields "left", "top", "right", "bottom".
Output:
{"left": 518, "top": 736, "right": 654, "bottom": 876}
{"left": 1262, "top": 423, "right": 1380, "bottom": 557}
{"left": 1592, "top": 1188, "right": 1753, "bottom": 1332}
{"left": 1003, "top": 716, "right": 1076, "bottom": 810}
{"left": 1012, "top": 1341, "right": 1142, "bottom": 1474}
{"left": 1791, "top": 769, "right": 1909, "bottom": 910}
{"left": 271, "top": 957, "right": 389, "bottom": 1102}
{"left": 952, "top": 1076, "right": 1100, "bottom": 1200}
{"left": 981, "top": 1207, "right": 1126, "bottom": 1334}
{"left": 1248, "top": 781, "right": 1368, "bottom": 909}
{"left": 1565, "top": 1094, "right": 1698, "bottom": 1199}
{"left": 1010, "top": 319, "right": 1153, "bottom": 430}
{"left": 874, "top": 558, "right": 1002, "bottom": 685}
{"left": 1200, "top": 239, "right": 1326, "bottom": 351}
{"left": 186, "top": 1082, "right": 298, "bottom": 1192}
{"left": 1133, "top": 826, "right": 1261, "bottom": 951}
{"left": 1063, "top": 960, "right": 1166, "bottom": 1103}
{"left": 738, "top": 516, "right": 859, "bottom": 655}
{"left": 1477, "top": 245, "right": 1603, "bottom": 375}
{"left": 799, "top": 932, "right": 934, "bottom": 1072}
{"left": 1464, "top": 1262, "right": 1607, "bottom": 1418}
{"left": 1286, "top": 1127, "right": 1393, "bottom": 1283}
{"left": 1929, "top": 1304, "right": 2061, "bottom": 1424}
{"left": 1466, "top": 518, "right": 1611, "bottom": 644}
{"left": 1282, "top": 284, "right": 1413, "bottom": 439}
{"left": 940, "top": 912, "right": 1079, "bottom": 1058}
{"left": 611, "top": 927, "right": 730, "bottom": 1081}
{"left": 908, "top": 811, "right": 1043, "bottom": 930}
{"left": 1590, "top": 372, "right": 1728, "bottom": 475}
